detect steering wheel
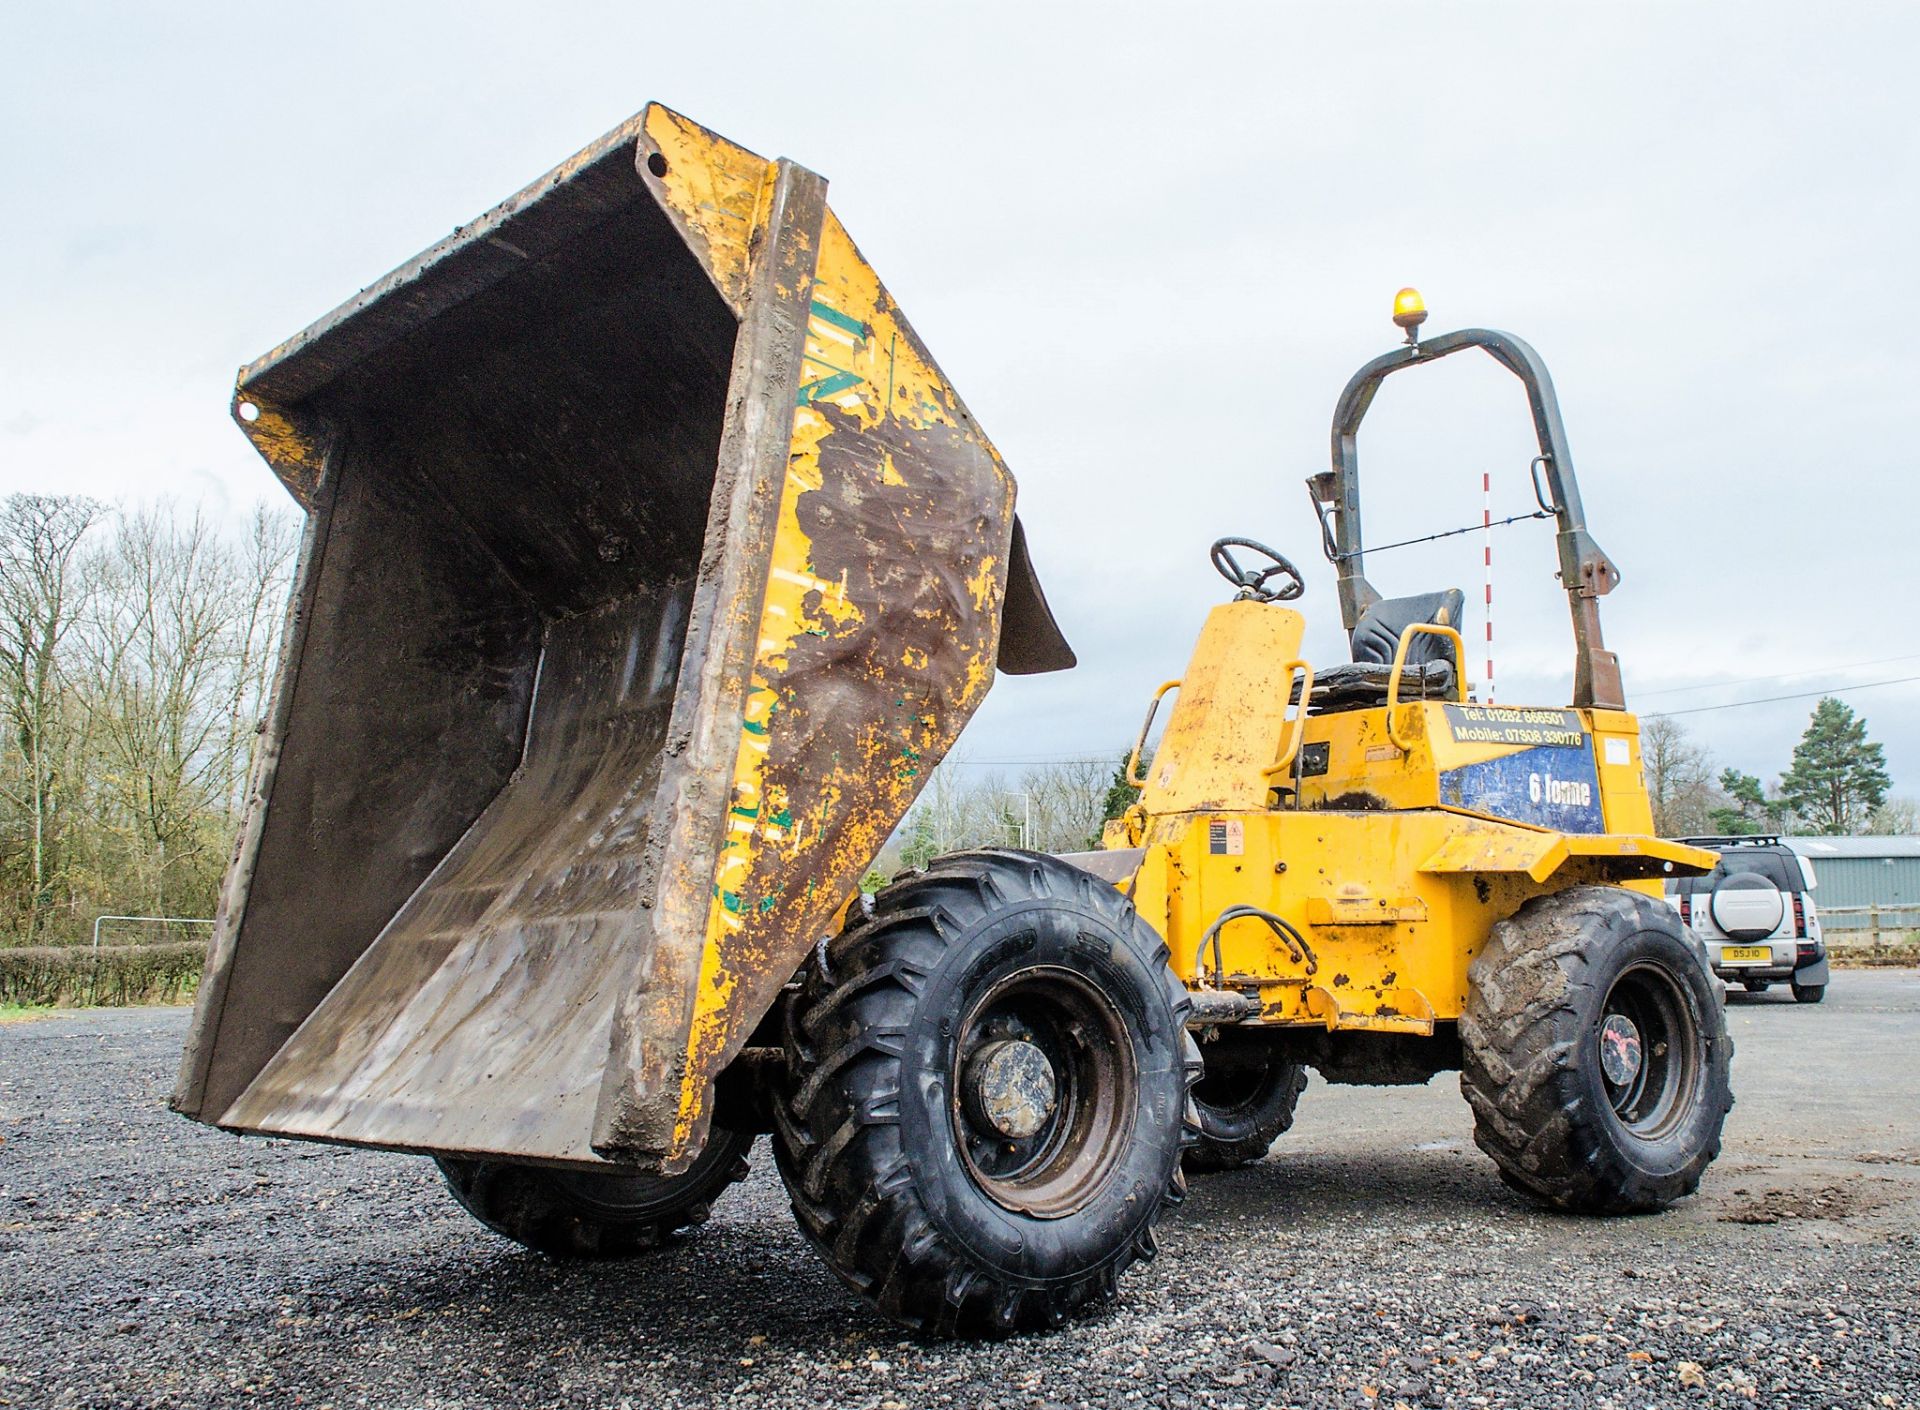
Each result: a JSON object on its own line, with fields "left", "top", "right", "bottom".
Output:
{"left": 1209, "top": 537, "right": 1305, "bottom": 602}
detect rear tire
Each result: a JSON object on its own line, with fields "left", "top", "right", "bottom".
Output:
{"left": 1185, "top": 1032, "right": 1307, "bottom": 1173}
{"left": 437, "top": 1127, "right": 753, "bottom": 1259}
{"left": 1791, "top": 982, "right": 1826, "bottom": 1004}
{"left": 1461, "top": 886, "right": 1733, "bottom": 1214}
{"left": 774, "top": 849, "right": 1198, "bottom": 1335}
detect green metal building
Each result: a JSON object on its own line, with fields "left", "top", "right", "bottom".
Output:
{"left": 1784, "top": 836, "right": 1920, "bottom": 935}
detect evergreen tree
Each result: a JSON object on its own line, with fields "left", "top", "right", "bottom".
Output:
{"left": 1100, "top": 750, "right": 1146, "bottom": 831}
{"left": 1707, "top": 768, "right": 1771, "bottom": 835}
{"left": 898, "top": 807, "right": 940, "bottom": 871}
{"left": 1777, "top": 698, "right": 1890, "bottom": 835}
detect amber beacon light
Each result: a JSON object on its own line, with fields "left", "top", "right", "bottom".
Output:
{"left": 1391, "top": 286, "right": 1428, "bottom": 342}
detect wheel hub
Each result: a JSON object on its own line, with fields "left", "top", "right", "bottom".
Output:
{"left": 1599, "top": 1012, "right": 1644, "bottom": 1086}
{"left": 951, "top": 967, "right": 1137, "bottom": 1218}
{"left": 964, "top": 1039, "right": 1057, "bottom": 1140}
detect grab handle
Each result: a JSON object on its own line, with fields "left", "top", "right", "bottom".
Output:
{"left": 1386, "top": 624, "right": 1467, "bottom": 751}
{"left": 1261, "top": 660, "right": 1316, "bottom": 779}
{"left": 1126, "top": 680, "right": 1181, "bottom": 787}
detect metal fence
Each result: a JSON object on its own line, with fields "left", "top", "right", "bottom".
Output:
{"left": 89, "top": 914, "right": 215, "bottom": 951}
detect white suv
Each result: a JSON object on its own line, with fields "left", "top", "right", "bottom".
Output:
{"left": 1664, "top": 837, "right": 1829, "bottom": 1004}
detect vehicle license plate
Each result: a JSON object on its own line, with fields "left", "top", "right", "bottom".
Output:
{"left": 1720, "top": 945, "right": 1771, "bottom": 965}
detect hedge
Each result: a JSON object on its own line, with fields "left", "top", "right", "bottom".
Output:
{"left": 0, "top": 941, "right": 204, "bottom": 1007}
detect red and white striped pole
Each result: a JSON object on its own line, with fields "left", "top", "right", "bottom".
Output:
{"left": 1483, "top": 471, "right": 1495, "bottom": 703}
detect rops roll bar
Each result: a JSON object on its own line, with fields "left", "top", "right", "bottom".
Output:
{"left": 1305, "top": 326, "right": 1625, "bottom": 711}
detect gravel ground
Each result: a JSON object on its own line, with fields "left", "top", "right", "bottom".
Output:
{"left": 3, "top": 972, "right": 1918, "bottom": 1410}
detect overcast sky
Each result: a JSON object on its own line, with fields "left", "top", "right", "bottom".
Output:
{"left": 4, "top": 2, "right": 1915, "bottom": 799}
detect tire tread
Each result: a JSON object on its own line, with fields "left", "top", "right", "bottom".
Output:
{"left": 774, "top": 849, "right": 1197, "bottom": 1335}
{"left": 1460, "top": 886, "right": 1733, "bottom": 1214}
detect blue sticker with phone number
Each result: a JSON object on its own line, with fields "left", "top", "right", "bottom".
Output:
{"left": 1439, "top": 743, "right": 1605, "bottom": 834}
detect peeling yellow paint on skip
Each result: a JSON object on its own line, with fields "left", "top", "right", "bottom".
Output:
{"left": 962, "top": 655, "right": 996, "bottom": 702}
{"left": 966, "top": 556, "right": 1000, "bottom": 612}
{"left": 669, "top": 196, "right": 1015, "bottom": 1145}
{"left": 236, "top": 400, "right": 328, "bottom": 501}
{"left": 640, "top": 106, "right": 772, "bottom": 313}
{"left": 799, "top": 212, "right": 966, "bottom": 435}
{"left": 634, "top": 111, "right": 1023, "bottom": 1152}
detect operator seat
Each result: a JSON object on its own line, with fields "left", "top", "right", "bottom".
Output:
{"left": 1308, "top": 588, "right": 1465, "bottom": 713}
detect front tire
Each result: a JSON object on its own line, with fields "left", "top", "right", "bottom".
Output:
{"left": 1185, "top": 1031, "right": 1307, "bottom": 1173}
{"left": 1461, "top": 886, "right": 1733, "bottom": 1214}
{"left": 437, "top": 1126, "right": 754, "bottom": 1259}
{"left": 774, "top": 849, "right": 1197, "bottom": 1335}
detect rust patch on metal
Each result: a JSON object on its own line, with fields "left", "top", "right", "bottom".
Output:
{"left": 650, "top": 400, "right": 1015, "bottom": 1157}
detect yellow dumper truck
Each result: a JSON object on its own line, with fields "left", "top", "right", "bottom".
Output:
{"left": 177, "top": 107, "right": 1732, "bottom": 1336}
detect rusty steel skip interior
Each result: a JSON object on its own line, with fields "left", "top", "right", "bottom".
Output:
{"left": 172, "top": 105, "right": 1072, "bottom": 1173}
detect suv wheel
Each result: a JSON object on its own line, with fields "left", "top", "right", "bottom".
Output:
{"left": 1708, "top": 872, "right": 1784, "bottom": 941}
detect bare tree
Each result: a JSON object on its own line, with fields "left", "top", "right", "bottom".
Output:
{"left": 0, "top": 494, "right": 109, "bottom": 936}
{"left": 1024, "top": 757, "right": 1113, "bottom": 851}
{"left": 0, "top": 496, "right": 298, "bottom": 943}
{"left": 881, "top": 754, "right": 1135, "bottom": 879}
{"left": 1640, "top": 716, "right": 1722, "bottom": 837}
{"left": 85, "top": 505, "right": 264, "bottom": 914}
{"left": 1865, "top": 797, "right": 1917, "bottom": 837}
{"left": 217, "top": 505, "right": 299, "bottom": 814}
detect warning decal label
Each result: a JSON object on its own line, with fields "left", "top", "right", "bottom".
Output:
{"left": 1207, "top": 818, "right": 1245, "bottom": 856}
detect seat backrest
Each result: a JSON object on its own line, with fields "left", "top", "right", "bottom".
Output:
{"left": 1350, "top": 588, "right": 1465, "bottom": 666}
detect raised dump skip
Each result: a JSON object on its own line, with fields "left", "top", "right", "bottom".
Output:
{"left": 173, "top": 105, "right": 1071, "bottom": 1173}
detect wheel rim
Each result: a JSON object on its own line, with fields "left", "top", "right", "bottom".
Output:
{"left": 951, "top": 965, "right": 1137, "bottom": 1219}
{"left": 1597, "top": 961, "right": 1702, "bottom": 1140}
{"left": 1193, "top": 1050, "right": 1274, "bottom": 1119}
